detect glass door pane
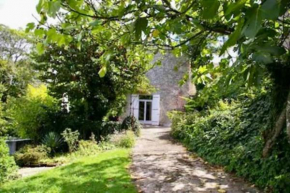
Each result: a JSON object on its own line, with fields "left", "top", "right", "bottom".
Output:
{"left": 146, "top": 101, "right": 152, "bottom": 121}
{"left": 139, "top": 101, "right": 145, "bottom": 121}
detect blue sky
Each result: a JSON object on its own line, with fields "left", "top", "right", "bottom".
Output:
{"left": 0, "top": 0, "right": 39, "bottom": 29}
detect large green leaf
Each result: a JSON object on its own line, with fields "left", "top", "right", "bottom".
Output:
{"left": 220, "top": 18, "right": 244, "bottom": 55}
{"left": 224, "top": 0, "right": 247, "bottom": 17}
{"left": 98, "top": 66, "right": 107, "bottom": 78}
{"left": 242, "top": 6, "right": 262, "bottom": 38}
{"left": 36, "top": 0, "right": 44, "bottom": 13}
{"left": 46, "top": 28, "right": 58, "bottom": 43}
{"left": 252, "top": 52, "right": 272, "bottom": 64}
{"left": 135, "top": 17, "right": 148, "bottom": 40}
{"left": 36, "top": 43, "right": 45, "bottom": 55}
{"left": 34, "top": 28, "right": 45, "bottom": 38}
{"left": 200, "top": 0, "right": 220, "bottom": 20}
{"left": 260, "top": 0, "right": 280, "bottom": 20}
{"left": 48, "top": 1, "right": 61, "bottom": 18}
{"left": 25, "top": 22, "right": 35, "bottom": 32}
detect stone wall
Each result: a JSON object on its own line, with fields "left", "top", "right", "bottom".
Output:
{"left": 122, "top": 52, "right": 195, "bottom": 126}
{"left": 147, "top": 52, "right": 193, "bottom": 126}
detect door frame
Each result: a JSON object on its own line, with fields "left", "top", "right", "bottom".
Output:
{"left": 131, "top": 94, "right": 160, "bottom": 126}
{"left": 138, "top": 99, "right": 153, "bottom": 124}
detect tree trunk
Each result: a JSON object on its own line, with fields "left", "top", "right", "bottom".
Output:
{"left": 262, "top": 107, "right": 286, "bottom": 157}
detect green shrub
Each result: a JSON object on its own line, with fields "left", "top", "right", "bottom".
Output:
{"left": 61, "top": 128, "right": 79, "bottom": 153}
{"left": 111, "top": 130, "right": 135, "bottom": 148}
{"left": 97, "top": 121, "right": 122, "bottom": 139}
{"left": 8, "top": 84, "right": 58, "bottom": 142}
{"left": 74, "top": 140, "right": 100, "bottom": 156}
{"left": 121, "top": 116, "right": 141, "bottom": 136}
{"left": 170, "top": 97, "right": 290, "bottom": 192}
{"left": 14, "top": 145, "right": 49, "bottom": 167}
{"left": 98, "top": 140, "right": 116, "bottom": 151}
{"left": 0, "top": 138, "right": 17, "bottom": 183}
{"left": 41, "top": 132, "right": 63, "bottom": 155}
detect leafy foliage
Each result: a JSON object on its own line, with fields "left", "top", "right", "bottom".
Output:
{"left": 8, "top": 84, "right": 59, "bottom": 141}
{"left": 121, "top": 116, "right": 142, "bottom": 136}
{"left": 0, "top": 86, "right": 8, "bottom": 136}
{"left": 41, "top": 132, "right": 63, "bottom": 155}
{"left": 110, "top": 131, "right": 136, "bottom": 148}
{"left": 73, "top": 140, "right": 100, "bottom": 156}
{"left": 30, "top": 0, "right": 290, "bottom": 85}
{"left": 14, "top": 145, "right": 49, "bottom": 167}
{"left": 0, "top": 25, "right": 37, "bottom": 138}
{"left": 170, "top": 94, "right": 290, "bottom": 192}
{"left": 0, "top": 25, "right": 36, "bottom": 104}
{"left": 61, "top": 128, "right": 79, "bottom": 153}
{"left": 32, "top": 26, "right": 151, "bottom": 139}
{"left": 0, "top": 138, "right": 17, "bottom": 184}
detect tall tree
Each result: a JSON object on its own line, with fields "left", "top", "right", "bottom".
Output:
{"left": 32, "top": 23, "right": 153, "bottom": 137}
{"left": 0, "top": 25, "right": 36, "bottom": 102}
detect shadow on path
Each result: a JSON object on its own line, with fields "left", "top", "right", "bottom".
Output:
{"left": 130, "top": 127, "right": 259, "bottom": 193}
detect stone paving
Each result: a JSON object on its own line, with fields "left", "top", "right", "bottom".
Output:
{"left": 130, "top": 127, "right": 260, "bottom": 193}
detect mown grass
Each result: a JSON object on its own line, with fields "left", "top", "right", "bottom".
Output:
{"left": 0, "top": 149, "right": 137, "bottom": 193}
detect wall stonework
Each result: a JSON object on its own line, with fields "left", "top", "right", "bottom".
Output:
{"left": 147, "top": 53, "right": 191, "bottom": 126}
{"left": 122, "top": 52, "right": 195, "bottom": 126}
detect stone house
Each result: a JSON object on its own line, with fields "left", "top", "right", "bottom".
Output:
{"left": 123, "top": 53, "right": 195, "bottom": 126}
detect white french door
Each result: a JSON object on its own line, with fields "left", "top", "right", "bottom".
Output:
{"left": 138, "top": 100, "right": 152, "bottom": 122}
{"left": 131, "top": 94, "right": 160, "bottom": 125}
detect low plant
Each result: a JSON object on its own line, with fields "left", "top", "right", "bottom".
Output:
{"left": 0, "top": 138, "right": 18, "bottom": 184}
{"left": 110, "top": 130, "right": 136, "bottom": 148}
{"left": 73, "top": 140, "right": 100, "bottom": 156}
{"left": 121, "top": 116, "right": 141, "bottom": 136}
{"left": 98, "top": 140, "right": 116, "bottom": 151}
{"left": 14, "top": 145, "right": 49, "bottom": 167}
{"left": 61, "top": 128, "right": 79, "bottom": 153}
{"left": 41, "top": 132, "right": 63, "bottom": 155}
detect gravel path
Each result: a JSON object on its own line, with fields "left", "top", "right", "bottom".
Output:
{"left": 18, "top": 167, "right": 54, "bottom": 178}
{"left": 130, "top": 127, "right": 260, "bottom": 193}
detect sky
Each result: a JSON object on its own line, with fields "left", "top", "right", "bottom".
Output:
{"left": 0, "top": 0, "right": 39, "bottom": 29}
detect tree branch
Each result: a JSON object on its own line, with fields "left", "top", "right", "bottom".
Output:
{"left": 262, "top": 107, "right": 286, "bottom": 157}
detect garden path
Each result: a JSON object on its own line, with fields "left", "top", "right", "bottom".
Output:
{"left": 130, "top": 127, "right": 260, "bottom": 193}
{"left": 18, "top": 167, "right": 54, "bottom": 178}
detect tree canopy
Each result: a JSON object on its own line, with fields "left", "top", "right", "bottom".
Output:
{"left": 29, "top": 0, "right": 290, "bottom": 150}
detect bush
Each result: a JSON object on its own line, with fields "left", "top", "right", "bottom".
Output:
{"left": 61, "top": 128, "right": 79, "bottom": 153}
{"left": 0, "top": 138, "right": 17, "bottom": 183}
{"left": 73, "top": 140, "right": 100, "bottom": 156}
{"left": 41, "top": 132, "right": 63, "bottom": 155}
{"left": 110, "top": 130, "right": 135, "bottom": 148}
{"left": 8, "top": 84, "right": 59, "bottom": 142}
{"left": 121, "top": 116, "right": 141, "bottom": 136}
{"left": 170, "top": 97, "right": 290, "bottom": 192}
{"left": 97, "top": 121, "right": 122, "bottom": 140}
{"left": 98, "top": 140, "right": 116, "bottom": 151}
{"left": 14, "top": 145, "right": 49, "bottom": 167}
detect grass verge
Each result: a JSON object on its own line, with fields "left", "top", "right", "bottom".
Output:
{"left": 0, "top": 148, "right": 137, "bottom": 193}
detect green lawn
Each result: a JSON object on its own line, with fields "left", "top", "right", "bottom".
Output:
{"left": 0, "top": 149, "right": 137, "bottom": 193}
